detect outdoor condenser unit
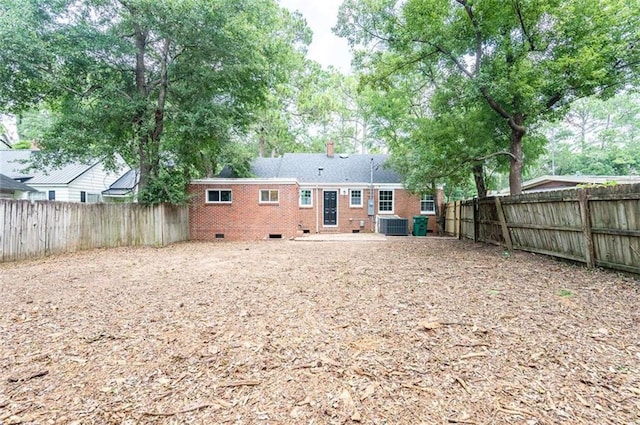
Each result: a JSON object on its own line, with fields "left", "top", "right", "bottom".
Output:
{"left": 378, "top": 216, "right": 409, "bottom": 236}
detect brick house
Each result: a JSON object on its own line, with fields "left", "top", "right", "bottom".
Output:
{"left": 189, "top": 143, "right": 444, "bottom": 241}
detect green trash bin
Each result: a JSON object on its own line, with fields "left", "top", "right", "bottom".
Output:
{"left": 412, "top": 216, "right": 428, "bottom": 236}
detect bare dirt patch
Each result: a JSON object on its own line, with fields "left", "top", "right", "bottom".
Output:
{"left": 1, "top": 238, "right": 639, "bottom": 424}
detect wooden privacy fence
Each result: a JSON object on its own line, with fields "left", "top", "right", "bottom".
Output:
{"left": 0, "top": 200, "right": 189, "bottom": 262}
{"left": 444, "top": 183, "right": 640, "bottom": 275}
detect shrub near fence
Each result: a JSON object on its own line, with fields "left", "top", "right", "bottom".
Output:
{"left": 445, "top": 183, "right": 640, "bottom": 275}
{"left": 0, "top": 200, "right": 189, "bottom": 262}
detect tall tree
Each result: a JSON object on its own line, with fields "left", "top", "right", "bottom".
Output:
{"left": 529, "top": 93, "right": 640, "bottom": 177}
{"left": 336, "top": 0, "right": 640, "bottom": 194}
{"left": 0, "top": 0, "right": 308, "bottom": 202}
{"left": 245, "top": 62, "right": 382, "bottom": 158}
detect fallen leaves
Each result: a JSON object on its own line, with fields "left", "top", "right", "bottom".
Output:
{"left": 459, "top": 352, "right": 489, "bottom": 360}
{"left": 217, "top": 379, "right": 261, "bottom": 388}
{"left": 418, "top": 320, "right": 443, "bottom": 330}
{"left": 339, "top": 389, "right": 362, "bottom": 422}
{"left": 142, "top": 401, "right": 230, "bottom": 417}
{"left": 6, "top": 370, "right": 49, "bottom": 383}
{"left": 1, "top": 239, "right": 639, "bottom": 424}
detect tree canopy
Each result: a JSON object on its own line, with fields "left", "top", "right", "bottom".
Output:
{"left": 336, "top": 0, "right": 640, "bottom": 195}
{"left": 530, "top": 93, "right": 640, "bottom": 178}
{"left": 0, "top": 0, "right": 310, "bottom": 202}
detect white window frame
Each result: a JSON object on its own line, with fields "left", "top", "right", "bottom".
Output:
{"left": 349, "top": 189, "right": 363, "bottom": 208}
{"left": 206, "top": 189, "right": 232, "bottom": 204}
{"left": 378, "top": 189, "right": 394, "bottom": 214}
{"left": 30, "top": 191, "right": 46, "bottom": 201}
{"left": 87, "top": 193, "right": 101, "bottom": 204}
{"left": 299, "top": 189, "right": 312, "bottom": 207}
{"left": 420, "top": 194, "right": 436, "bottom": 214}
{"left": 259, "top": 189, "right": 279, "bottom": 204}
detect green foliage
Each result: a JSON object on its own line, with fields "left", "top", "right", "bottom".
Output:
{"left": 245, "top": 63, "right": 381, "bottom": 158}
{"left": 11, "top": 140, "right": 31, "bottom": 149}
{"left": 137, "top": 166, "right": 192, "bottom": 205}
{"left": 336, "top": 0, "right": 640, "bottom": 195}
{"left": 558, "top": 289, "right": 573, "bottom": 298}
{"left": 528, "top": 93, "right": 640, "bottom": 178}
{"left": 16, "top": 109, "right": 52, "bottom": 143}
{"left": 218, "top": 141, "right": 256, "bottom": 178}
{"left": 0, "top": 0, "right": 309, "bottom": 204}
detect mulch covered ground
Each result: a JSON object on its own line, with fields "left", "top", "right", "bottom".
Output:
{"left": 1, "top": 238, "right": 639, "bottom": 424}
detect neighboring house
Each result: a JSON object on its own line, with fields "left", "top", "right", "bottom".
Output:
{"left": 0, "top": 173, "right": 37, "bottom": 199}
{"left": 518, "top": 175, "right": 640, "bottom": 193}
{"left": 189, "top": 142, "right": 444, "bottom": 240}
{"left": 0, "top": 149, "right": 129, "bottom": 203}
{"left": 102, "top": 169, "right": 139, "bottom": 202}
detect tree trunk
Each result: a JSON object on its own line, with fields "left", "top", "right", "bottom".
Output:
{"left": 472, "top": 162, "right": 487, "bottom": 198}
{"left": 134, "top": 23, "right": 151, "bottom": 194}
{"left": 258, "top": 134, "right": 265, "bottom": 157}
{"left": 509, "top": 114, "right": 525, "bottom": 195}
{"left": 147, "top": 39, "right": 169, "bottom": 183}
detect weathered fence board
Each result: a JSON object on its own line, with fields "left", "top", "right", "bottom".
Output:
{"left": 444, "top": 183, "right": 640, "bottom": 275}
{"left": 0, "top": 200, "right": 189, "bottom": 262}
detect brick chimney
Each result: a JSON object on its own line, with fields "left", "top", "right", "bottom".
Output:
{"left": 326, "top": 141, "right": 334, "bottom": 158}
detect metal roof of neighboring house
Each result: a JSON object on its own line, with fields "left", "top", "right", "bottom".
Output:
{"left": 522, "top": 175, "right": 640, "bottom": 191}
{"left": 493, "top": 175, "right": 640, "bottom": 195}
{"left": 0, "top": 149, "right": 101, "bottom": 184}
{"left": 102, "top": 169, "right": 139, "bottom": 196}
{"left": 0, "top": 173, "right": 37, "bottom": 192}
{"left": 249, "top": 153, "right": 402, "bottom": 184}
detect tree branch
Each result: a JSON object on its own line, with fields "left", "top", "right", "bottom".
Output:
{"left": 412, "top": 150, "right": 516, "bottom": 182}
{"left": 512, "top": 0, "right": 536, "bottom": 51}
{"left": 473, "top": 150, "right": 517, "bottom": 161}
{"left": 455, "top": 0, "right": 483, "bottom": 76}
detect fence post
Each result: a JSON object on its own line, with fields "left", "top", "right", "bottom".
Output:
{"left": 494, "top": 196, "right": 513, "bottom": 251}
{"left": 578, "top": 190, "right": 596, "bottom": 268}
{"left": 473, "top": 198, "right": 478, "bottom": 243}
{"left": 458, "top": 201, "right": 463, "bottom": 239}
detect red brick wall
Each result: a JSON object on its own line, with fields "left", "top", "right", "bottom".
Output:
{"left": 297, "top": 188, "right": 376, "bottom": 233}
{"left": 297, "top": 187, "right": 442, "bottom": 234}
{"left": 189, "top": 182, "right": 299, "bottom": 240}
{"left": 189, "top": 183, "right": 445, "bottom": 240}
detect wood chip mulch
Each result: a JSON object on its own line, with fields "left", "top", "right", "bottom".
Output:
{"left": 1, "top": 238, "right": 639, "bottom": 424}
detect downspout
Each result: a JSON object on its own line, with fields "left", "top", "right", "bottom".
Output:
{"left": 315, "top": 184, "right": 319, "bottom": 233}
{"left": 370, "top": 157, "right": 374, "bottom": 232}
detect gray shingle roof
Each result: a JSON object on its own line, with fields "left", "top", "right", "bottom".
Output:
{"left": 0, "top": 150, "right": 100, "bottom": 184}
{"left": 0, "top": 173, "right": 37, "bottom": 192}
{"left": 251, "top": 154, "right": 401, "bottom": 184}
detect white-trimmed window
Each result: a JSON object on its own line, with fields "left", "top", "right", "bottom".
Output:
{"left": 420, "top": 194, "right": 435, "bottom": 214}
{"left": 300, "top": 189, "right": 312, "bottom": 207}
{"left": 206, "top": 189, "right": 232, "bottom": 203}
{"left": 378, "top": 190, "right": 393, "bottom": 213}
{"left": 260, "top": 189, "right": 279, "bottom": 204}
{"left": 30, "top": 191, "right": 46, "bottom": 201}
{"left": 87, "top": 193, "right": 101, "bottom": 203}
{"left": 350, "top": 189, "right": 362, "bottom": 207}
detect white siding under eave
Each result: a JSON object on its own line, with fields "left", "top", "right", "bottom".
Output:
{"left": 29, "top": 186, "right": 71, "bottom": 202}
{"left": 69, "top": 162, "right": 127, "bottom": 202}
{"left": 0, "top": 190, "right": 30, "bottom": 200}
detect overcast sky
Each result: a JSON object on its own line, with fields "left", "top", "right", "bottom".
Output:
{"left": 278, "top": 0, "right": 352, "bottom": 74}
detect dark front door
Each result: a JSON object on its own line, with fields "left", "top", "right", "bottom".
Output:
{"left": 323, "top": 190, "right": 337, "bottom": 226}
